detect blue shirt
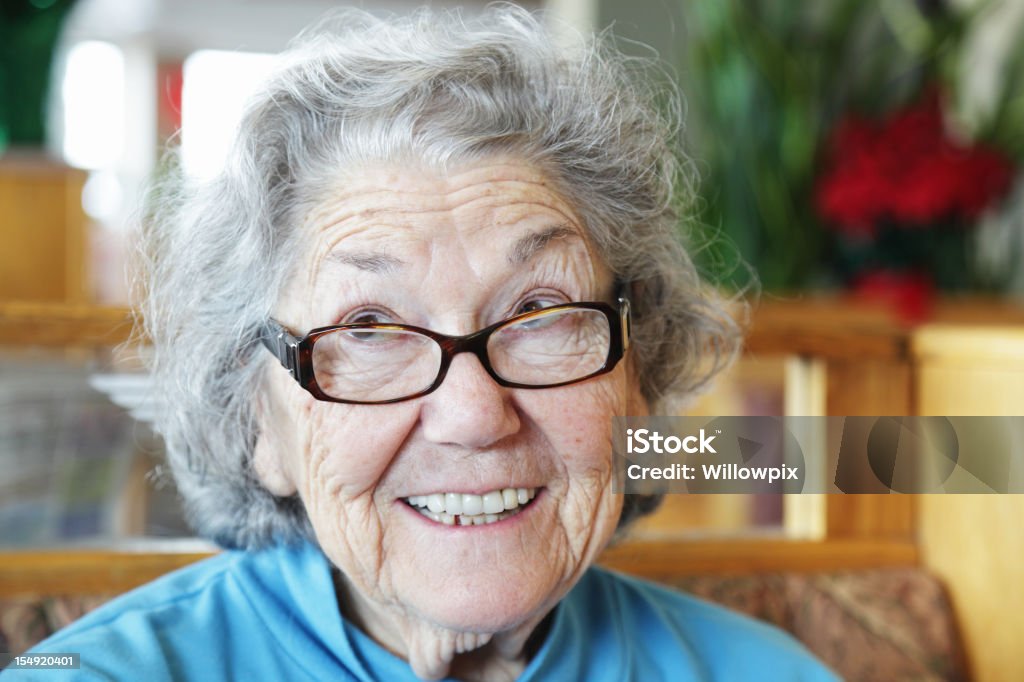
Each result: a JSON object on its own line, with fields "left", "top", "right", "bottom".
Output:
{"left": 9, "top": 543, "right": 838, "bottom": 681}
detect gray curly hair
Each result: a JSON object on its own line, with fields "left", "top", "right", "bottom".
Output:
{"left": 138, "top": 5, "right": 741, "bottom": 550}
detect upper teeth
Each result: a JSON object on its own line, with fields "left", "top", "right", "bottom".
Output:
{"left": 407, "top": 488, "right": 536, "bottom": 517}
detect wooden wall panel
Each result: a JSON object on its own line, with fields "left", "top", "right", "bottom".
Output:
{"left": 919, "top": 495, "right": 1024, "bottom": 682}
{"left": 824, "top": 360, "right": 917, "bottom": 540}
{"left": 915, "top": 328, "right": 1024, "bottom": 682}
{"left": 0, "top": 157, "right": 88, "bottom": 303}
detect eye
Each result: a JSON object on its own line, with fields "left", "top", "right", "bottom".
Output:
{"left": 517, "top": 300, "right": 548, "bottom": 315}
{"left": 343, "top": 308, "right": 397, "bottom": 326}
{"left": 509, "top": 296, "right": 569, "bottom": 333}
{"left": 515, "top": 296, "right": 565, "bottom": 317}
{"left": 339, "top": 308, "right": 400, "bottom": 342}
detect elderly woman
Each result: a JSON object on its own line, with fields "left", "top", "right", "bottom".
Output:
{"left": 28, "top": 7, "right": 836, "bottom": 681}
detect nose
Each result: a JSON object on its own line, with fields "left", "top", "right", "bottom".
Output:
{"left": 419, "top": 352, "right": 521, "bottom": 449}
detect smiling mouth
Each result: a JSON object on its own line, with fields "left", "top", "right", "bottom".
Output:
{"left": 405, "top": 488, "right": 538, "bottom": 526}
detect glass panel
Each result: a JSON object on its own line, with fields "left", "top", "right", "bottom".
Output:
{"left": 488, "top": 307, "right": 609, "bottom": 385}
{"left": 0, "top": 347, "right": 191, "bottom": 548}
{"left": 312, "top": 328, "right": 441, "bottom": 402}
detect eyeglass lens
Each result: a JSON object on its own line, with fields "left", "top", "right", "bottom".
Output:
{"left": 310, "top": 307, "right": 611, "bottom": 402}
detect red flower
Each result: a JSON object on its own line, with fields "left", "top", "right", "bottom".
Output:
{"left": 816, "top": 89, "right": 1015, "bottom": 233}
{"left": 956, "top": 146, "right": 1015, "bottom": 219}
{"left": 889, "top": 145, "right": 961, "bottom": 225}
{"left": 850, "top": 269, "right": 935, "bottom": 323}
{"left": 815, "top": 117, "right": 886, "bottom": 235}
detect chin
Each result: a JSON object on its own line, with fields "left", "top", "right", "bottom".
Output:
{"left": 406, "top": 567, "right": 562, "bottom": 634}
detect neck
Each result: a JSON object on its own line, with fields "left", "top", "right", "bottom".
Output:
{"left": 333, "top": 571, "right": 554, "bottom": 681}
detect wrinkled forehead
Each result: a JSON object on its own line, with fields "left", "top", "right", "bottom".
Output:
{"left": 280, "top": 159, "right": 611, "bottom": 324}
{"left": 304, "top": 158, "right": 585, "bottom": 237}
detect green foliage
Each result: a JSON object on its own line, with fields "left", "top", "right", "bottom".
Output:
{"left": 681, "top": 0, "right": 1013, "bottom": 291}
{"left": 972, "top": 18, "right": 1024, "bottom": 159}
{"left": 0, "top": 0, "right": 77, "bottom": 149}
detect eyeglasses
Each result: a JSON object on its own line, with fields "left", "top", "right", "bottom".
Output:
{"left": 261, "top": 298, "right": 631, "bottom": 404}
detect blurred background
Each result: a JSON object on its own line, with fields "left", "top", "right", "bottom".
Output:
{"left": 1, "top": 0, "right": 1022, "bottom": 679}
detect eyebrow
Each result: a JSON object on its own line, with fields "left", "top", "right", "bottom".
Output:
{"left": 327, "top": 250, "right": 405, "bottom": 274}
{"left": 326, "top": 224, "right": 579, "bottom": 273}
{"left": 508, "top": 224, "right": 579, "bottom": 265}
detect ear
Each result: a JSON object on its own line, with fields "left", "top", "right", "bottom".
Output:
{"left": 252, "top": 390, "right": 298, "bottom": 497}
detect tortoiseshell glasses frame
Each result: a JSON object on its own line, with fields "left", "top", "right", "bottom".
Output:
{"left": 260, "top": 298, "right": 631, "bottom": 405}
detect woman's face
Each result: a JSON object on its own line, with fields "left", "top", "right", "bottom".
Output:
{"left": 257, "top": 158, "right": 630, "bottom": 637}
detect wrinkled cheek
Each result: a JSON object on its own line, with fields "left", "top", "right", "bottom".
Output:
{"left": 522, "top": 378, "right": 621, "bottom": 565}
{"left": 297, "top": 404, "right": 396, "bottom": 499}
{"left": 299, "top": 419, "right": 372, "bottom": 521}
{"left": 301, "top": 439, "right": 390, "bottom": 591}
{"left": 564, "top": 379, "right": 624, "bottom": 530}
{"left": 558, "top": 381, "right": 622, "bottom": 466}
{"left": 291, "top": 405, "right": 411, "bottom": 592}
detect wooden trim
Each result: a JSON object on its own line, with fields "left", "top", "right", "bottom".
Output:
{"left": 746, "top": 328, "right": 909, "bottom": 361}
{"left": 821, "top": 358, "right": 917, "bottom": 541}
{"left": 745, "top": 299, "right": 909, "bottom": 361}
{"left": 0, "top": 538, "right": 918, "bottom": 597}
{"left": 0, "top": 550, "right": 215, "bottom": 597}
{"left": 10, "top": 299, "right": 1023, "bottom": 361}
{"left": 824, "top": 496, "right": 917, "bottom": 541}
{"left": 0, "top": 299, "right": 912, "bottom": 359}
{"left": 0, "top": 302, "right": 134, "bottom": 348}
{"left": 598, "top": 538, "right": 917, "bottom": 579}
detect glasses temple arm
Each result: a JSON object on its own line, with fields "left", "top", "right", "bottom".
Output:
{"left": 615, "top": 279, "right": 633, "bottom": 351}
{"left": 617, "top": 297, "right": 631, "bottom": 351}
{"left": 261, "top": 321, "right": 301, "bottom": 380}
